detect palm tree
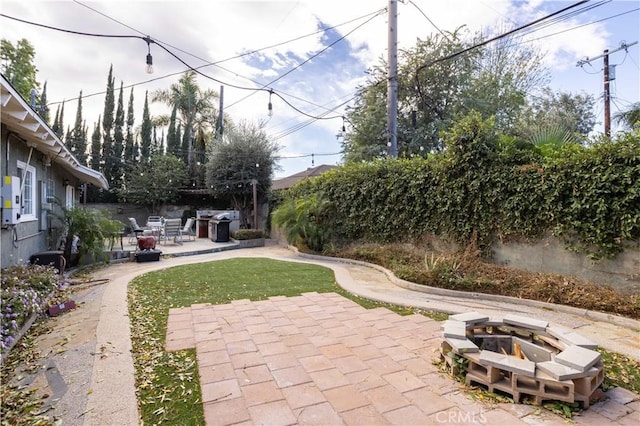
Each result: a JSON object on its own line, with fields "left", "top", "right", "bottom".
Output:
{"left": 613, "top": 102, "right": 640, "bottom": 130}
{"left": 151, "top": 71, "right": 218, "bottom": 177}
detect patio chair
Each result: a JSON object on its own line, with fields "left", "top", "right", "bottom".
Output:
{"left": 128, "top": 217, "right": 146, "bottom": 244}
{"left": 181, "top": 217, "right": 196, "bottom": 241}
{"left": 146, "top": 215, "right": 163, "bottom": 228}
{"left": 160, "top": 218, "right": 183, "bottom": 245}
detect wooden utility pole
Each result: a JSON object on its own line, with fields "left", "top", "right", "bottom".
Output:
{"left": 577, "top": 41, "right": 637, "bottom": 137}
{"left": 251, "top": 179, "right": 258, "bottom": 229}
{"left": 387, "top": 0, "right": 398, "bottom": 158}
{"left": 603, "top": 50, "right": 610, "bottom": 136}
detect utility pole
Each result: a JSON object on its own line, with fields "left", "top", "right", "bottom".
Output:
{"left": 217, "top": 85, "right": 224, "bottom": 138}
{"left": 387, "top": 0, "right": 398, "bottom": 158}
{"left": 603, "top": 50, "right": 610, "bottom": 136}
{"left": 251, "top": 179, "right": 258, "bottom": 230}
{"left": 577, "top": 41, "right": 637, "bottom": 137}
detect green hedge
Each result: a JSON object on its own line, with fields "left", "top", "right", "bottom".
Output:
{"left": 280, "top": 113, "right": 640, "bottom": 259}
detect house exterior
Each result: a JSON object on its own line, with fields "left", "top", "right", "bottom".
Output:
{"left": 272, "top": 164, "right": 337, "bottom": 191}
{"left": 1, "top": 74, "right": 108, "bottom": 268}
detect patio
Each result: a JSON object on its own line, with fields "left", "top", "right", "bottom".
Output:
{"left": 166, "top": 292, "right": 567, "bottom": 425}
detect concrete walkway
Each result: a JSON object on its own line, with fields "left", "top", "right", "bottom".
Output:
{"left": 27, "top": 239, "right": 640, "bottom": 425}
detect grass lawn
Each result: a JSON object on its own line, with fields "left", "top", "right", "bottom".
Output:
{"left": 127, "top": 257, "right": 441, "bottom": 425}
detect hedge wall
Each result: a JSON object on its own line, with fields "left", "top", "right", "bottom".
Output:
{"left": 282, "top": 113, "right": 640, "bottom": 259}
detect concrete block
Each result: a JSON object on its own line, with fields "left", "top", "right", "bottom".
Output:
{"left": 555, "top": 345, "right": 601, "bottom": 372}
{"left": 479, "top": 350, "right": 536, "bottom": 377}
{"left": 503, "top": 314, "right": 548, "bottom": 331}
{"left": 442, "top": 320, "right": 467, "bottom": 339}
{"left": 449, "top": 312, "right": 489, "bottom": 325}
{"left": 546, "top": 326, "right": 598, "bottom": 349}
{"left": 512, "top": 337, "right": 553, "bottom": 363}
{"left": 536, "top": 361, "right": 585, "bottom": 381}
{"left": 467, "top": 358, "right": 503, "bottom": 383}
{"left": 445, "top": 337, "right": 479, "bottom": 354}
{"left": 573, "top": 368, "right": 604, "bottom": 397}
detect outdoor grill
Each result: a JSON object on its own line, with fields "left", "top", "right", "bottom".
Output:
{"left": 196, "top": 210, "right": 215, "bottom": 238}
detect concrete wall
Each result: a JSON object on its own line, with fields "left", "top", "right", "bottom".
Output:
{"left": 492, "top": 236, "right": 639, "bottom": 294}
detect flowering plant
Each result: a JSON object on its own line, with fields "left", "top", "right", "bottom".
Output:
{"left": 1, "top": 263, "right": 61, "bottom": 354}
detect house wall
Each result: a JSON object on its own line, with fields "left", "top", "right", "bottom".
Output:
{"left": 1, "top": 125, "right": 80, "bottom": 268}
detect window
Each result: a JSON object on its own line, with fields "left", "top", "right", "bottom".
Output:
{"left": 17, "top": 161, "right": 36, "bottom": 221}
{"left": 65, "top": 185, "right": 75, "bottom": 209}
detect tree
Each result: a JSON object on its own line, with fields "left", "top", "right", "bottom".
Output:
{"left": 205, "top": 121, "right": 279, "bottom": 228}
{"left": 68, "top": 91, "right": 88, "bottom": 165}
{"left": 112, "top": 82, "right": 125, "bottom": 187}
{"left": 343, "top": 28, "right": 547, "bottom": 161}
{"left": 90, "top": 117, "right": 101, "bottom": 171}
{"left": 614, "top": 102, "right": 640, "bottom": 130}
{"left": 166, "top": 104, "right": 180, "bottom": 156}
{"left": 0, "top": 38, "right": 39, "bottom": 100}
{"left": 102, "top": 65, "right": 115, "bottom": 187}
{"left": 517, "top": 88, "right": 596, "bottom": 140}
{"left": 51, "top": 102, "right": 65, "bottom": 139}
{"left": 124, "top": 88, "right": 136, "bottom": 170}
{"left": 140, "top": 91, "right": 152, "bottom": 162}
{"left": 118, "top": 154, "right": 188, "bottom": 214}
{"left": 151, "top": 71, "right": 218, "bottom": 174}
{"left": 39, "top": 81, "right": 50, "bottom": 123}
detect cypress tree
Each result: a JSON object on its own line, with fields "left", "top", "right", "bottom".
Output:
{"left": 151, "top": 125, "right": 159, "bottom": 157}
{"left": 52, "top": 105, "right": 60, "bottom": 136}
{"left": 124, "top": 87, "right": 135, "bottom": 163}
{"left": 69, "top": 90, "right": 87, "bottom": 164}
{"left": 102, "top": 65, "right": 115, "bottom": 185}
{"left": 52, "top": 102, "right": 65, "bottom": 139}
{"left": 166, "top": 103, "right": 179, "bottom": 156}
{"left": 140, "top": 91, "right": 152, "bottom": 162}
{"left": 181, "top": 116, "right": 192, "bottom": 164}
{"left": 113, "top": 81, "right": 125, "bottom": 188}
{"left": 39, "top": 81, "right": 50, "bottom": 124}
{"left": 91, "top": 116, "right": 102, "bottom": 171}
{"left": 64, "top": 125, "right": 71, "bottom": 146}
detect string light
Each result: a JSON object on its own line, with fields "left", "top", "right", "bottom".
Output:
{"left": 144, "top": 36, "right": 154, "bottom": 74}
{"left": 268, "top": 89, "right": 273, "bottom": 117}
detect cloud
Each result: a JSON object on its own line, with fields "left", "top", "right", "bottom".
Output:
{"left": 1, "top": 0, "right": 637, "bottom": 178}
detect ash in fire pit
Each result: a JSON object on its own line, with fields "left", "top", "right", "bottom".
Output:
{"left": 440, "top": 312, "right": 604, "bottom": 408}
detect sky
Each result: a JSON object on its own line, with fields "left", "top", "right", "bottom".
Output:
{"left": 1, "top": 0, "right": 639, "bottom": 179}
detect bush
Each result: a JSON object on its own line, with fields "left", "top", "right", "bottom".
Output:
{"left": 281, "top": 116, "right": 639, "bottom": 259}
{"left": 231, "top": 229, "right": 264, "bottom": 240}
{"left": 0, "top": 264, "right": 61, "bottom": 354}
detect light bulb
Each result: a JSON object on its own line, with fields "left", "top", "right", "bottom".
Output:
{"left": 268, "top": 102, "right": 273, "bottom": 117}
{"left": 146, "top": 53, "right": 154, "bottom": 74}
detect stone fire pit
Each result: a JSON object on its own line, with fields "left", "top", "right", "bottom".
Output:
{"left": 440, "top": 312, "right": 604, "bottom": 408}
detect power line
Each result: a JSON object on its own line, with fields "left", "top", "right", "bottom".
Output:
{"left": 71, "top": 0, "right": 382, "bottom": 114}
{"left": 0, "top": 9, "right": 379, "bottom": 122}
{"left": 415, "top": 0, "right": 590, "bottom": 75}
{"left": 224, "top": 8, "right": 385, "bottom": 110}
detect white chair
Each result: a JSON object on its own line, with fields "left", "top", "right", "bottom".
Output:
{"left": 181, "top": 217, "right": 196, "bottom": 241}
{"left": 160, "top": 218, "right": 183, "bottom": 245}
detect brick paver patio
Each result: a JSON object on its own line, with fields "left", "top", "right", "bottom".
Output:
{"left": 165, "top": 292, "right": 637, "bottom": 425}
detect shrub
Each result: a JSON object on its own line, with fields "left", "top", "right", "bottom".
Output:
{"left": 231, "top": 229, "right": 264, "bottom": 240}
{"left": 0, "top": 264, "right": 61, "bottom": 354}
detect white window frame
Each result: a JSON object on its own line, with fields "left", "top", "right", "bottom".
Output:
{"left": 17, "top": 160, "right": 37, "bottom": 222}
{"left": 65, "top": 184, "right": 75, "bottom": 209}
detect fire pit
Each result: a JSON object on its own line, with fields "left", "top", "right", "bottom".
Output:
{"left": 440, "top": 312, "right": 604, "bottom": 408}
